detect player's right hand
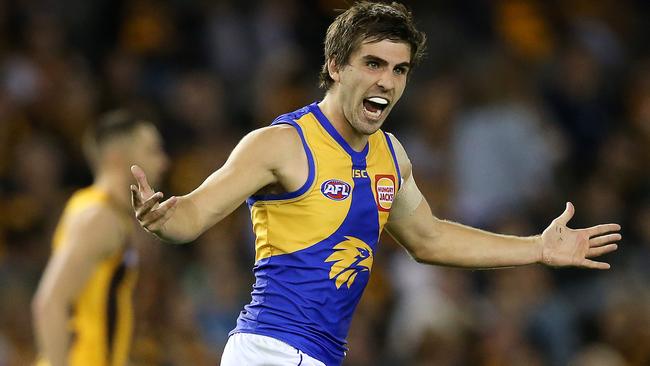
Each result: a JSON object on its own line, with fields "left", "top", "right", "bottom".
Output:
{"left": 130, "top": 164, "right": 178, "bottom": 236}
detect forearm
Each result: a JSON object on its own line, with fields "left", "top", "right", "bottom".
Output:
{"left": 409, "top": 219, "right": 543, "bottom": 268}
{"left": 384, "top": 135, "right": 618, "bottom": 270}
{"left": 153, "top": 195, "right": 204, "bottom": 244}
{"left": 33, "top": 301, "right": 70, "bottom": 366}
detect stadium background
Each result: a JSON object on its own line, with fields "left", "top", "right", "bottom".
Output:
{"left": 0, "top": 0, "right": 648, "bottom": 365}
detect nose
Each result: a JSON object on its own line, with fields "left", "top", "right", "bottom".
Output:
{"left": 376, "top": 70, "right": 395, "bottom": 91}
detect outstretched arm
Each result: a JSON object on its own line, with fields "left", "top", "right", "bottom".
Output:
{"left": 131, "top": 125, "right": 305, "bottom": 243}
{"left": 384, "top": 134, "right": 620, "bottom": 269}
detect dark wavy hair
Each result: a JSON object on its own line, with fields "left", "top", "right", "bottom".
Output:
{"left": 319, "top": 1, "right": 427, "bottom": 90}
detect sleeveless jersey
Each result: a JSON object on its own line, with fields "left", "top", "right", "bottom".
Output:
{"left": 231, "top": 102, "right": 401, "bottom": 365}
{"left": 49, "top": 186, "right": 138, "bottom": 366}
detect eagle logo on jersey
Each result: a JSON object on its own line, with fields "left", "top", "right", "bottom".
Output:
{"left": 321, "top": 179, "right": 352, "bottom": 201}
{"left": 325, "top": 236, "right": 374, "bottom": 289}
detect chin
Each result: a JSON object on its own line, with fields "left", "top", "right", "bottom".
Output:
{"left": 354, "top": 123, "right": 382, "bottom": 136}
{"left": 360, "top": 117, "right": 387, "bottom": 134}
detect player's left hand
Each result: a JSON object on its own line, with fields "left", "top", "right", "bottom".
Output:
{"left": 130, "top": 165, "right": 178, "bottom": 237}
{"left": 539, "top": 202, "right": 621, "bottom": 269}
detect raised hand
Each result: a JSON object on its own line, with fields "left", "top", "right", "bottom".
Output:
{"left": 130, "top": 165, "right": 178, "bottom": 236}
{"left": 540, "top": 202, "right": 621, "bottom": 269}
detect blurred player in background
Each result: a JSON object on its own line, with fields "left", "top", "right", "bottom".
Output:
{"left": 32, "top": 111, "right": 168, "bottom": 366}
{"left": 131, "top": 2, "right": 621, "bottom": 365}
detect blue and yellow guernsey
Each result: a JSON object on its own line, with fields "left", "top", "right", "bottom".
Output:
{"left": 231, "top": 102, "right": 401, "bottom": 365}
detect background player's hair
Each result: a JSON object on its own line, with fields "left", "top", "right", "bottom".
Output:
{"left": 82, "top": 109, "right": 149, "bottom": 171}
{"left": 319, "top": 1, "right": 427, "bottom": 90}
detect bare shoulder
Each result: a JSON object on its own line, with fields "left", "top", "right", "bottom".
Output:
{"left": 247, "top": 124, "right": 302, "bottom": 148}
{"left": 236, "top": 124, "right": 305, "bottom": 168}
{"left": 64, "top": 203, "right": 127, "bottom": 257}
{"left": 69, "top": 204, "right": 124, "bottom": 231}
{"left": 385, "top": 132, "right": 413, "bottom": 179}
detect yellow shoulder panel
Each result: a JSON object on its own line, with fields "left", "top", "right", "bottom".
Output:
{"left": 251, "top": 112, "right": 354, "bottom": 262}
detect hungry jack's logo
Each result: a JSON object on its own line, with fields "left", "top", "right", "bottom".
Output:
{"left": 325, "top": 236, "right": 374, "bottom": 289}
{"left": 375, "top": 175, "right": 395, "bottom": 211}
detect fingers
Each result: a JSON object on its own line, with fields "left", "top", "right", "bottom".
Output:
{"left": 584, "top": 223, "right": 621, "bottom": 237}
{"left": 587, "top": 243, "right": 618, "bottom": 258}
{"left": 130, "top": 164, "right": 175, "bottom": 236}
{"left": 130, "top": 184, "right": 142, "bottom": 208}
{"left": 580, "top": 259, "right": 611, "bottom": 270}
{"left": 135, "top": 192, "right": 163, "bottom": 221}
{"left": 589, "top": 233, "right": 622, "bottom": 247}
{"left": 131, "top": 165, "right": 154, "bottom": 198}
{"left": 581, "top": 240, "right": 617, "bottom": 269}
{"left": 142, "top": 196, "right": 178, "bottom": 230}
{"left": 555, "top": 202, "right": 575, "bottom": 226}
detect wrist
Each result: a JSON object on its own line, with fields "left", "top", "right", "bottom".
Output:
{"left": 533, "top": 234, "right": 544, "bottom": 265}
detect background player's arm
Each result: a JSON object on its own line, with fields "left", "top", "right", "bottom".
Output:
{"left": 32, "top": 207, "right": 125, "bottom": 366}
{"left": 384, "top": 134, "right": 620, "bottom": 269}
{"left": 132, "top": 125, "right": 304, "bottom": 243}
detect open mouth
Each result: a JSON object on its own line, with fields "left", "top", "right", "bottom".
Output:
{"left": 362, "top": 97, "right": 389, "bottom": 120}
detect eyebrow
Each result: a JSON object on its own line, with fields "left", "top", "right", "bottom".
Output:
{"left": 361, "top": 55, "right": 411, "bottom": 70}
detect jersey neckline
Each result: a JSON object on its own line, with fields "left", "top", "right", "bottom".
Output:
{"left": 309, "top": 102, "right": 369, "bottom": 164}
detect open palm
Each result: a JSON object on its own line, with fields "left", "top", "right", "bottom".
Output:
{"left": 540, "top": 202, "right": 621, "bottom": 269}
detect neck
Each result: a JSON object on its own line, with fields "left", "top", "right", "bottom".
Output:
{"left": 318, "top": 94, "right": 369, "bottom": 152}
{"left": 94, "top": 168, "right": 132, "bottom": 213}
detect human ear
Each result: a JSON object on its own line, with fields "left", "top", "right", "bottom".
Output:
{"left": 327, "top": 58, "right": 340, "bottom": 82}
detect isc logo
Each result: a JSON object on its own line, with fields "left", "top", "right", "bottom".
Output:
{"left": 321, "top": 179, "right": 352, "bottom": 201}
{"left": 352, "top": 169, "right": 368, "bottom": 178}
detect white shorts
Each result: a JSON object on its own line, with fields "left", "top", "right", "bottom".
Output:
{"left": 220, "top": 333, "right": 326, "bottom": 366}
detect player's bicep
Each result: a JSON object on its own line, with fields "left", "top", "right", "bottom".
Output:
{"left": 385, "top": 132, "right": 424, "bottom": 221}
{"left": 184, "top": 126, "right": 295, "bottom": 226}
{"left": 388, "top": 170, "right": 424, "bottom": 221}
{"left": 386, "top": 197, "right": 440, "bottom": 261}
{"left": 384, "top": 133, "right": 441, "bottom": 258}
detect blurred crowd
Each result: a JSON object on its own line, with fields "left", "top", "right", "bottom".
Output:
{"left": 0, "top": 0, "right": 649, "bottom": 365}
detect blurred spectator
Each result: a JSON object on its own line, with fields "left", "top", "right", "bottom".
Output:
{"left": 401, "top": 74, "right": 462, "bottom": 217}
{"left": 542, "top": 41, "right": 616, "bottom": 178}
{"left": 568, "top": 343, "right": 626, "bottom": 366}
{"left": 451, "top": 52, "right": 564, "bottom": 227}
{"left": 387, "top": 252, "right": 474, "bottom": 365}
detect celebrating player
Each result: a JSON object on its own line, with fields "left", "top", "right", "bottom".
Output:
{"left": 131, "top": 2, "right": 620, "bottom": 365}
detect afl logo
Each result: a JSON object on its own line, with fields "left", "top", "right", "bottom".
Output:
{"left": 321, "top": 179, "right": 352, "bottom": 201}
